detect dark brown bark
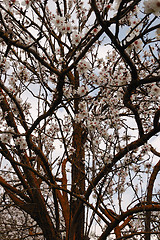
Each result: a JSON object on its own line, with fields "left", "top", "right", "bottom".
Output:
{"left": 70, "top": 70, "right": 86, "bottom": 240}
{"left": 145, "top": 158, "right": 160, "bottom": 240}
{"left": 71, "top": 121, "right": 86, "bottom": 240}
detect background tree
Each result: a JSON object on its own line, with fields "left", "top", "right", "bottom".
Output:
{"left": 0, "top": 0, "right": 160, "bottom": 239}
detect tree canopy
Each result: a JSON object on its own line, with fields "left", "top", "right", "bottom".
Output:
{"left": 0, "top": 0, "right": 160, "bottom": 239}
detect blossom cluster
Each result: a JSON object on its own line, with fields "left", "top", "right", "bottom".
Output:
{"left": 53, "top": 16, "right": 72, "bottom": 34}
{"left": 14, "top": 136, "right": 27, "bottom": 150}
{"left": 0, "top": 0, "right": 160, "bottom": 238}
{"left": 3, "top": 0, "right": 31, "bottom": 8}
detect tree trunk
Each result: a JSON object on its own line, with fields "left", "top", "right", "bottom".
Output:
{"left": 69, "top": 68, "right": 86, "bottom": 239}
{"left": 71, "top": 121, "right": 86, "bottom": 240}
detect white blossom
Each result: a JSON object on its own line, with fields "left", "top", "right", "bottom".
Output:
{"left": 77, "top": 60, "right": 90, "bottom": 74}
{"left": 21, "top": 0, "right": 31, "bottom": 8}
{"left": 77, "top": 86, "right": 88, "bottom": 96}
{"left": 134, "top": 39, "right": 143, "bottom": 50}
{"left": 72, "top": 31, "right": 83, "bottom": 45}
{"left": 61, "top": 22, "right": 72, "bottom": 34}
{"left": 150, "top": 84, "right": 160, "bottom": 96}
{"left": 53, "top": 16, "right": 65, "bottom": 29}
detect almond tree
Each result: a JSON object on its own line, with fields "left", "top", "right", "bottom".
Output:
{"left": 0, "top": 0, "right": 160, "bottom": 239}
